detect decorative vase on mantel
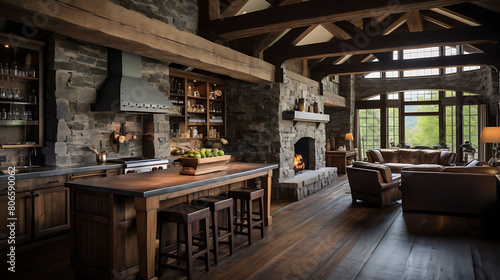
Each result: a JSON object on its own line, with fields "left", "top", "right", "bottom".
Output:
{"left": 298, "top": 98, "right": 306, "bottom": 112}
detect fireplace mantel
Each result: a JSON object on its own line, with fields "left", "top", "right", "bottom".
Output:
{"left": 283, "top": 111, "right": 330, "bottom": 127}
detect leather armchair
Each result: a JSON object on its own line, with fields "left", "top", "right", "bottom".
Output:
{"left": 346, "top": 162, "right": 402, "bottom": 207}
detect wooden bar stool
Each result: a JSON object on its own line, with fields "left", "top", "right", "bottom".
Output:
{"left": 227, "top": 188, "right": 265, "bottom": 245}
{"left": 156, "top": 204, "right": 210, "bottom": 279}
{"left": 192, "top": 196, "right": 234, "bottom": 264}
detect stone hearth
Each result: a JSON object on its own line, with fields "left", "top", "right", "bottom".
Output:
{"left": 273, "top": 168, "right": 338, "bottom": 201}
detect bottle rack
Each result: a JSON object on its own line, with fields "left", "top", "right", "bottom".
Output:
{"left": 168, "top": 68, "right": 226, "bottom": 140}
{"left": 0, "top": 32, "right": 44, "bottom": 148}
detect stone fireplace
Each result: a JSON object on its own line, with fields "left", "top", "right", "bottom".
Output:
{"left": 226, "top": 70, "right": 338, "bottom": 201}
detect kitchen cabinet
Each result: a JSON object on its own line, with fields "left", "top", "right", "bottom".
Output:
{"left": 33, "top": 186, "right": 69, "bottom": 238}
{"left": 0, "top": 191, "right": 32, "bottom": 247}
{"left": 169, "top": 68, "right": 226, "bottom": 140}
{"left": 0, "top": 168, "right": 122, "bottom": 249}
{"left": 67, "top": 168, "right": 122, "bottom": 182}
{"left": 0, "top": 32, "right": 44, "bottom": 148}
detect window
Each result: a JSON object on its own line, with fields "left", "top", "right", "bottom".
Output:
{"left": 403, "top": 68, "right": 439, "bottom": 77}
{"left": 445, "top": 106, "right": 456, "bottom": 152}
{"left": 387, "top": 107, "right": 399, "bottom": 147}
{"left": 356, "top": 90, "right": 486, "bottom": 161}
{"left": 463, "top": 105, "right": 479, "bottom": 159}
{"left": 463, "top": 66, "right": 481, "bottom": 72}
{"left": 405, "top": 115, "right": 439, "bottom": 147}
{"left": 362, "top": 45, "right": 482, "bottom": 79}
{"left": 445, "top": 91, "right": 456, "bottom": 97}
{"left": 403, "top": 47, "right": 440, "bottom": 60}
{"left": 359, "top": 109, "right": 381, "bottom": 156}
{"left": 404, "top": 90, "right": 439, "bottom": 101}
{"left": 387, "top": 93, "right": 399, "bottom": 100}
{"left": 404, "top": 104, "right": 439, "bottom": 113}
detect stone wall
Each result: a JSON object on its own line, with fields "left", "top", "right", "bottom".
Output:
{"left": 278, "top": 70, "right": 326, "bottom": 181}
{"left": 225, "top": 81, "right": 281, "bottom": 165}
{"left": 109, "top": 0, "right": 198, "bottom": 34}
{"left": 44, "top": 34, "right": 142, "bottom": 166}
{"left": 325, "top": 75, "right": 355, "bottom": 150}
{"left": 43, "top": 35, "right": 171, "bottom": 166}
{"left": 225, "top": 70, "right": 326, "bottom": 182}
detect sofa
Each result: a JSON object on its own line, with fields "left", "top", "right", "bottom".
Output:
{"left": 346, "top": 161, "right": 402, "bottom": 207}
{"left": 400, "top": 166, "right": 499, "bottom": 215}
{"left": 366, "top": 148, "right": 457, "bottom": 173}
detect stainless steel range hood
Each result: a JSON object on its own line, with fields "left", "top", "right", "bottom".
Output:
{"left": 92, "top": 48, "right": 175, "bottom": 114}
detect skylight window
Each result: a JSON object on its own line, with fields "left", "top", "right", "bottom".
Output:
{"left": 403, "top": 47, "right": 439, "bottom": 60}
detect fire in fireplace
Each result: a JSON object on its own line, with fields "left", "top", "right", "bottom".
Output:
{"left": 294, "top": 153, "right": 305, "bottom": 172}
{"left": 294, "top": 137, "right": 315, "bottom": 173}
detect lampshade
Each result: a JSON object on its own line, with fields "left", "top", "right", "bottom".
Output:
{"left": 480, "top": 127, "right": 500, "bottom": 143}
{"left": 345, "top": 133, "right": 354, "bottom": 141}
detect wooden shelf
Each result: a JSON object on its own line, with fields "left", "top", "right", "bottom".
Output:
{"left": 0, "top": 32, "right": 44, "bottom": 148}
{"left": 0, "top": 73, "right": 39, "bottom": 81}
{"left": 169, "top": 93, "right": 185, "bottom": 97}
{"left": 170, "top": 69, "right": 226, "bottom": 140}
{"left": 0, "top": 143, "right": 40, "bottom": 149}
{"left": 282, "top": 111, "right": 330, "bottom": 127}
{"left": 0, "top": 101, "right": 38, "bottom": 105}
{"left": 187, "top": 96, "right": 207, "bottom": 100}
{"left": 0, "top": 120, "right": 39, "bottom": 126}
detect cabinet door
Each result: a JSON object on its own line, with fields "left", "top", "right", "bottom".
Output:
{"left": 67, "top": 170, "right": 107, "bottom": 182}
{"left": 33, "top": 186, "right": 70, "bottom": 238}
{"left": 0, "top": 191, "right": 32, "bottom": 248}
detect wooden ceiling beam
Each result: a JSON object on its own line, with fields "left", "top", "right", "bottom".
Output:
{"left": 266, "top": 26, "right": 498, "bottom": 63}
{"left": 431, "top": 7, "right": 482, "bottom": 26}
{"left": 407, "top": 10, "right": 424, "bottom": 32}
{"left": 321, "top": 23, "right": 353, "bottom": 40}
{"left": 221, "top": 0, "right": 249, "bottom": 18}
{"left": 291, "top": 24, "right": 320, "bottom": 45}
{"left": 420, "top": 10, "right": 470, "bottom": 29}
{"left": 199, "top": 0, "right": 221, "bottom": 21}
{"left": 0, "top": 0, "right": 274, "bottom": 83}
{"left": 444, "top": 2, "right": 500, "bottom": 26}
{"left": 311, "top": 53, "right": 500, "bottom": 78}
{"left": 201, "top": 0, "right": 471, "bottom": 40}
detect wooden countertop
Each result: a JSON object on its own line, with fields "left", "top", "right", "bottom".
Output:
{"left": 65, "top": 162, "right": 278, "bottom": 198}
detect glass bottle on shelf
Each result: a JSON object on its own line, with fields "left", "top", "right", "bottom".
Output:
{"left": 11, "top": 62, "right": 19, "bottom": 76}
{"left": 177, "top": 82, "right": 183, "bottom": 95}
{"left": 6, "top": 88, "right": 13, "bottom": 100}
{"left": 1, "top": 109, "right": 6, "bottom": 120}
{"left": 29, "top": 89, "right": 37, "bottom": 103}
{"left": 2, "top": 63, "right": 8, "bottom": 75}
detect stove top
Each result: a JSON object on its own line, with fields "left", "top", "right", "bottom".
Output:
{"left": 108, "top": 157, "right": 173, "bottom": 167}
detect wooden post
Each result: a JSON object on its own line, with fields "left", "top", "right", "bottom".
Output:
{"left": 261, "top": 170, "right": 273, "bottom": 226}
{"left": 134, "top": 196, "right": 160, "bottom": 280}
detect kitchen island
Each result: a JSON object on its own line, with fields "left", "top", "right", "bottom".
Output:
{"left": 65, "top": 162, "right": 278, "bottom": 280}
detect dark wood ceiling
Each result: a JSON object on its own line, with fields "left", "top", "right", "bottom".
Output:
{"left": 199, "top": 0, "right": 500, "bottom": 81}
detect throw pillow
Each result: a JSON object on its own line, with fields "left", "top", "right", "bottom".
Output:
{"left": 398, "top": 149, "right": 420, "bottom": 164}
{"left": 379, "top": 149, "right": 398, "bottom": 163}
{"left": 439, "top": 151, "right": 456, "bottom": 165}
{"left": 420, "top": 150, "right": 440, "bottom": 164}
{"left": 369, "top": 149, "right": 384, "bottom": 163}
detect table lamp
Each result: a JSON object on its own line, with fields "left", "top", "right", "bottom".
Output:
{"left": 479, "top": 126, "right": 500, "bottom": 166}
{"left": 345, "top": 133, "right": 354, "bottom": 151}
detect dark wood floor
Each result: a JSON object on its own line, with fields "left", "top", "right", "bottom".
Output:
{"left": 2, "top": 174, "right": 500, "bottom": 280}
